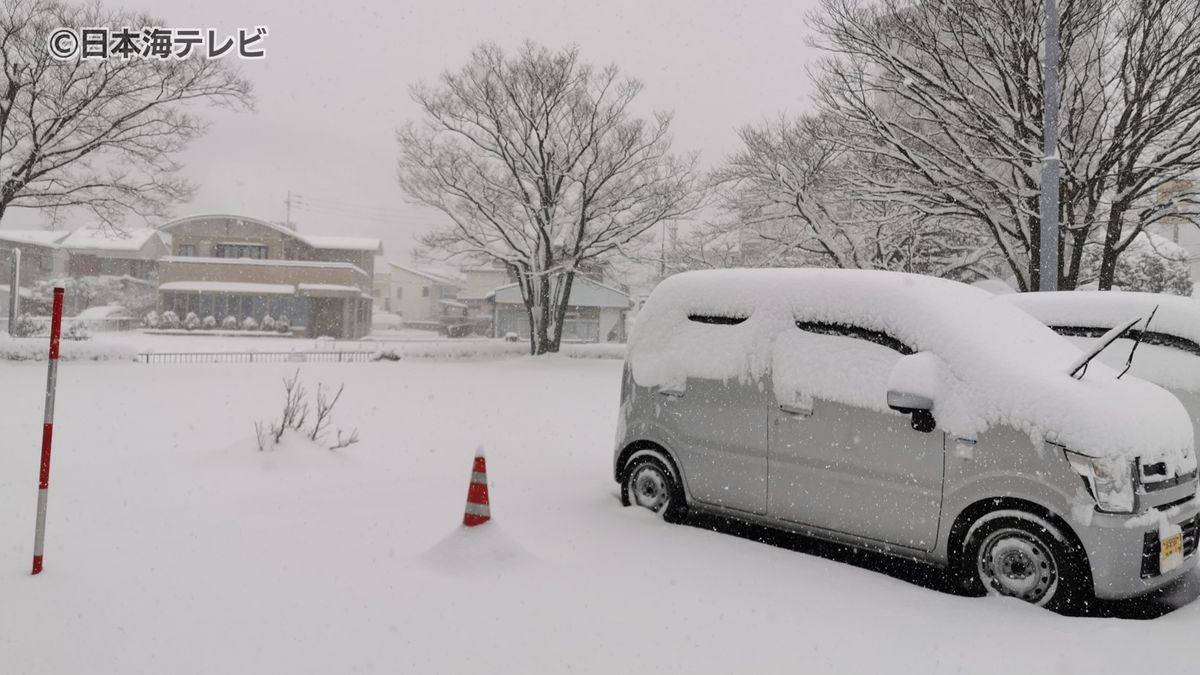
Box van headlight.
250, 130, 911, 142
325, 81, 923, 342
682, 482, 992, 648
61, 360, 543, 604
1064, 449, 1136, 513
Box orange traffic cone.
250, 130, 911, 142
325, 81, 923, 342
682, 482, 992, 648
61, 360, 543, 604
463, 446, 491, 527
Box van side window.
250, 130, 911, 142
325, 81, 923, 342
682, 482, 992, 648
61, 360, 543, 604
1048, 325, 1200, 358
688, 313, 749, 325
795, 321, 915, 355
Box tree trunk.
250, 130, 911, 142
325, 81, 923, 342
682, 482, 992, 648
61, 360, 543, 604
545, 270, 577, 354
1025, 207, 1042, 292
1063, 228, 1088, 290
1097, 205, 1126, 290
531, 274, 553, 355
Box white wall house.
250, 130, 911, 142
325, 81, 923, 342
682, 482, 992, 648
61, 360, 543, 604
491, 276, 631, 343
385, 263, 464, 325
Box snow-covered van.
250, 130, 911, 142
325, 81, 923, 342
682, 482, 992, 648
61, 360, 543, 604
614, 269, 1199, 609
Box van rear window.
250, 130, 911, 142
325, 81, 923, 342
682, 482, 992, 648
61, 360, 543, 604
796, 320, 915, 355
687, 314, 749, 325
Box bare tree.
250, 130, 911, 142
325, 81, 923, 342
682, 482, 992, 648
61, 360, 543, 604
397, 41, 703, 354
0, 0, 254, 228
1087, 0, 1200, 288
706, 113, 998, 279
808, 0, 1200, 291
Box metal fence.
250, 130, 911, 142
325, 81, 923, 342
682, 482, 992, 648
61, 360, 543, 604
137, 350, 380, 365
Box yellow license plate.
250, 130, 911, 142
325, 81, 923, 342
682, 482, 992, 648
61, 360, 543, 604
1162, 532, 1184, 561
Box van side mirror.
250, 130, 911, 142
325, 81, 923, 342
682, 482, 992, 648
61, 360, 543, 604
887, 352, 944, 434
887, 390, 937, 433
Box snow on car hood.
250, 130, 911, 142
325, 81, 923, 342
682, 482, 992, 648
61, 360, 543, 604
629, 269, 1195, 470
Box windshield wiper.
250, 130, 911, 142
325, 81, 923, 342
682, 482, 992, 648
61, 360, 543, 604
1117, 304, 1159, 379
1067, 316, 1140, 379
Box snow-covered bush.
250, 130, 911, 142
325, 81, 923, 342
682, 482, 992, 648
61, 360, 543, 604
222, 315, 239, 330
29, 275, 156, 317
202, 315, 217, 330
160, 311, 180, 330
183, 312, 201, 331
275, 315, 291, 334
1081, 231, 1193, 295
10, 313, 43, 337
142, 310, 159, 329
242, 316, 259, 331
261, 315, 276, 331
64, 322, 91, 341
256, 370, 359, 451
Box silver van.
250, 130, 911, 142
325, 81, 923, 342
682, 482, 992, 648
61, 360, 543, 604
614, 269, 1199, 609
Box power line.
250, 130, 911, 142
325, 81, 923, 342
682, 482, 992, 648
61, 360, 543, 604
293, 193, 411, 218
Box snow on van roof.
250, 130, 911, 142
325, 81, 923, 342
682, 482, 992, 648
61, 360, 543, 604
629, 269, 1194, 468
1002, 291, 1200, 347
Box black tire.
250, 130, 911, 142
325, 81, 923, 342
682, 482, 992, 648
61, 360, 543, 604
960, 512, 1091, 613
620, 454, 687, 523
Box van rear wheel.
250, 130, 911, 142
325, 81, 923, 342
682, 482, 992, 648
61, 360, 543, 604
621, 454, 686, 523
962, 513, 1088, 612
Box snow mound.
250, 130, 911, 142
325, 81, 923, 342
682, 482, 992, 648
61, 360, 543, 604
971, 278, 1016, 295
0, 335, 137, 361
418, 522, 531, 576
630, 269, 1194, 468
202, 431, 351, 472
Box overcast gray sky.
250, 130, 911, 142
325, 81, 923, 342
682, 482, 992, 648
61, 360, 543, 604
7, 0, 821, 262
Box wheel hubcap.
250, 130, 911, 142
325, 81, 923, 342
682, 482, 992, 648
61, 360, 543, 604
977, 529, 1058, 604
630, 466, 670, 512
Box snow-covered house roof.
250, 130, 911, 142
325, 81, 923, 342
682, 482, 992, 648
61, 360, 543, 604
389, 263, 464, 287
157, 214, 382, 254
297, 235, 383, 253
59, 227, 171, 257
0, 229, 70, 248
630, 268, 1193, 468
492, 276, 631, 308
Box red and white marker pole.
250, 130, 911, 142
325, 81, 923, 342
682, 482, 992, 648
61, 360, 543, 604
31, 287, 64, 575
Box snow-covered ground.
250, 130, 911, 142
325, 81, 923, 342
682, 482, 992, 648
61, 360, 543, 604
1, 357, 1199, 674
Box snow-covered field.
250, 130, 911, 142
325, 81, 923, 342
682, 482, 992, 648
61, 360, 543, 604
2, 357, 1199, 674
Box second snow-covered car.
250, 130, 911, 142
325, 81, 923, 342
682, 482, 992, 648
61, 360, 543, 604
1004, 290, 1200, 442
615, 269, 1199, 610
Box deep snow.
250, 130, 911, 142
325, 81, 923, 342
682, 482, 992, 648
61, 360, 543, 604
1, 357, 1199, 674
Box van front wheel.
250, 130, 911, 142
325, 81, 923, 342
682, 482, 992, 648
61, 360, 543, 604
962, 513, 1088, 612
621, 455, 686, 523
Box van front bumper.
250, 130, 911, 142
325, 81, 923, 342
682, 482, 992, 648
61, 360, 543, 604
1079, 498, 1200, 600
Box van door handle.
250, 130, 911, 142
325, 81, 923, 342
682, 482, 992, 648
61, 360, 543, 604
779, 403, 813, 417
657, 388, 685, 399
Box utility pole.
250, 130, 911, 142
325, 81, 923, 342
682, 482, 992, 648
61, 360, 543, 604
284, 191, 294, 230
1039, 0, 1061, 292
7, 247, 20, 335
